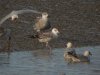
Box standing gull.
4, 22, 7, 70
0, 9, 41, 25
0, 27, 12, 58
33, 12, 51, 32
28, 28, 59, 51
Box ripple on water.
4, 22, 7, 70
0, 46, 100, 75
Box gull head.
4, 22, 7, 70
66, 42, 72, 48
42, 12, 48, 18
84, 51, 92, 56
52, 28, 60, 36
11, 14, 18, 21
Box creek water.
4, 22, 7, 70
0, 46, 100, 75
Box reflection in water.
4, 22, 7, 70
0, 53, 10, 64
0, 46, 100, 75
32, 49, 52, 59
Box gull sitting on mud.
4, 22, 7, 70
28, 28, 59, 51
0, 9, 41, 25
33, 12, 51, 32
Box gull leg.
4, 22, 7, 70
46, 42, 52, 54
7, 36, 11, 59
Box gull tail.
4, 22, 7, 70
27, 34, 39, 39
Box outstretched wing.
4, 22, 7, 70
0, 9, 42, 25
15, 9, 41, 14
0, 11, 16, 25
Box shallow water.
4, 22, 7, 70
0, 46, 100, 75
0, 0, 100, 50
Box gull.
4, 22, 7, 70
28, 28, 59, 51
64, 42, 79, 63
76, 50, 92, 63
64, 53, 80, 63
64, 42, 77, 57
0, 27, 11, 58
0, 9, 41, 25
33, 12, 51, 32
64, 42, 92, 63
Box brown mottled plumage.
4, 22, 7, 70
28, 28, 59, 51
33, 12, 51, 32
64, 43, 92, 63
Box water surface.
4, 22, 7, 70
0, 46, 100, 75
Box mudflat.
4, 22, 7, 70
0, 0, 99, 51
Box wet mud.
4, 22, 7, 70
0, 0, 100, 51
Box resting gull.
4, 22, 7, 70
33, 12, 51, 32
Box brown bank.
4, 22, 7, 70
0, 0, 100, 51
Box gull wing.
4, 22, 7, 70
0, 9, 41, 25
15, 9, 41, 14
0, 11, 16, 25
34, 17, 51, 32
39, 32, 52, 39
77, 54, 89, 62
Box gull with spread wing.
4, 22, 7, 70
0, 9, 41, 25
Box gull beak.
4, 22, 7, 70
89, 51, 92, 56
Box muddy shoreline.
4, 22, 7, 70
0, 0, 100, 51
